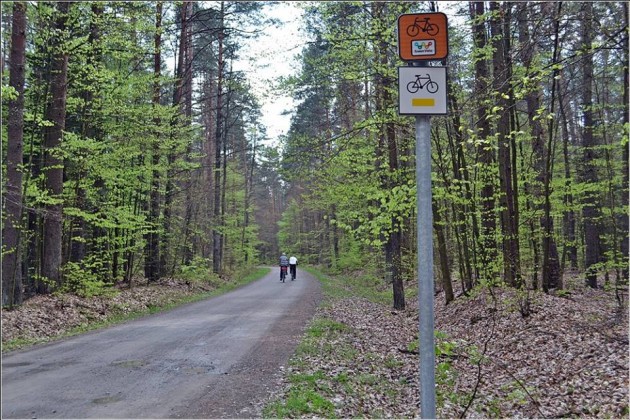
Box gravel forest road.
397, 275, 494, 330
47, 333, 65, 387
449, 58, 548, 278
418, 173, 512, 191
2, 268, 321, 419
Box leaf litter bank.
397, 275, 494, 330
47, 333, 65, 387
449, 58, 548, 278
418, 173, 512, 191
263, 272, 628, 419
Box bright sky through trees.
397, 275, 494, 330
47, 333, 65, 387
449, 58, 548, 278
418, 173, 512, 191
233, 1, 464, 146
233, 2, 304, 145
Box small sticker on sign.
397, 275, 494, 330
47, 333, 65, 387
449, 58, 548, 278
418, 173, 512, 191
412, 39, 436, 56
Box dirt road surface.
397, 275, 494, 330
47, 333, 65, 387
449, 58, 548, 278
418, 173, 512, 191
2, 268, 321, 419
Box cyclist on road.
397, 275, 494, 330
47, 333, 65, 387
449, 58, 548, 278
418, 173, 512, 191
279, 253, 290, 281
289, 255, 298, 280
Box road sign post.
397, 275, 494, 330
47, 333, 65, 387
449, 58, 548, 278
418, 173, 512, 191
397, 11, 449, 420
415, 102, 436, 420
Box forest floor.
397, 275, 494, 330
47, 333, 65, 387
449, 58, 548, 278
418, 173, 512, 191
262, 271, 629, 419
2, 271, 629, 419
1, 277, 218, 350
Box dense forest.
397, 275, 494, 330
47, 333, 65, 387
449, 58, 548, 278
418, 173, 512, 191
1, 1, 628, 310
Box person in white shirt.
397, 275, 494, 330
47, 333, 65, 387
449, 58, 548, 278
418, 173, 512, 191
289, 256, 298, 280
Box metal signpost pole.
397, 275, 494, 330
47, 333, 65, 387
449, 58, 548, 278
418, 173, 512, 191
397, 13, 447, 418
411, 60, 436, 420
416, 112, 436, 419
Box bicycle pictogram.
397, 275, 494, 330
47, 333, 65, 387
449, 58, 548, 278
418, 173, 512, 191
406, 73, 439, 94
406, 17, 439, 37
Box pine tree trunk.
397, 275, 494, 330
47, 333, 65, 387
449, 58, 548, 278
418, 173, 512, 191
372, 2, 404, 310
491, 1, 521, 287
541, 3, 563, 290
162, 1, 193, 276
386, 113, 404, 310
212, 2, 225, 274
68, 4, 104, 267
447, 91, 476, 290
579, 3, 601, 288
559, 83, 578, 271
517, 3, 561, 290
181, 0, 197, 268
470, 1, 497, 282
41, 1, 70, 292
2, 1, 27, 306
145, 2, 162, 283
433, 202, 453, 303
621, 2, 629, 282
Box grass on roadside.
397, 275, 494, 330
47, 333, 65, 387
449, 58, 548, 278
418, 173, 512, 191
263, 314, 346, 419
2, 267, 270, 353
302, 266, 396, 306
264, 266, 407, 419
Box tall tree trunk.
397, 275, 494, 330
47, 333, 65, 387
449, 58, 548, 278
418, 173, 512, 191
68, 4, 104, 267
242, 135, 256, 264
179, 2, 195, 267
163, 0, 193, 275
41, 1, 70, 292
145, 2, 162, 283
579, 2, 601, 288
541, 2, 563, 290
373, 2, 404, 310
558, 74, 578, 271
433, 202, 453, 304
220, 90, 229, 270
447, 90, 476, 290
517, 3, 561, 290
470, 1, 497, 282
385, 37, 404, 310
23, 33, 49, 297
491, 1, 521, 287
621, 2, 629, 282
202, 71, 217, 261
212, 1, 225, 274
2, 1, 27, 306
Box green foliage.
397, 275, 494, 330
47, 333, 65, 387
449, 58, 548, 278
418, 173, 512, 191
555, 289, 571, 298
221, 163, 261, 271
60, 261, 118, 298
178, 257, 214, 282
4, 0, 272, 302
1, 84, 19, 101
334, 237, 365, 272
276, 1, 628, 308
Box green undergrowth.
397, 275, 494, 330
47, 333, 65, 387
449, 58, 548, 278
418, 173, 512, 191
263, 266, 411, 418
3, 267, 270, 353
263, 266, 469, 418
263, 316, 345, 418
302, 265, 412, 306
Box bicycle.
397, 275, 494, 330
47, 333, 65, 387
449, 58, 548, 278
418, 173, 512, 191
280, 266, 288, 283
406, 73, 439, 94
407, 17, 439, 37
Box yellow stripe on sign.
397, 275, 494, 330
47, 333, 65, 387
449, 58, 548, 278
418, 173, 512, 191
412, 98, 435, 107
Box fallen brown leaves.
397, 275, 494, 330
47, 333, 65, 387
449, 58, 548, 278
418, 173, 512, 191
1, 278, 211, 347
267, 277, 628, 418
436, 284, 628, 418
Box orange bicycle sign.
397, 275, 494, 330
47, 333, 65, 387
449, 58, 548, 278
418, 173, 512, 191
398, 12, 448, 61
